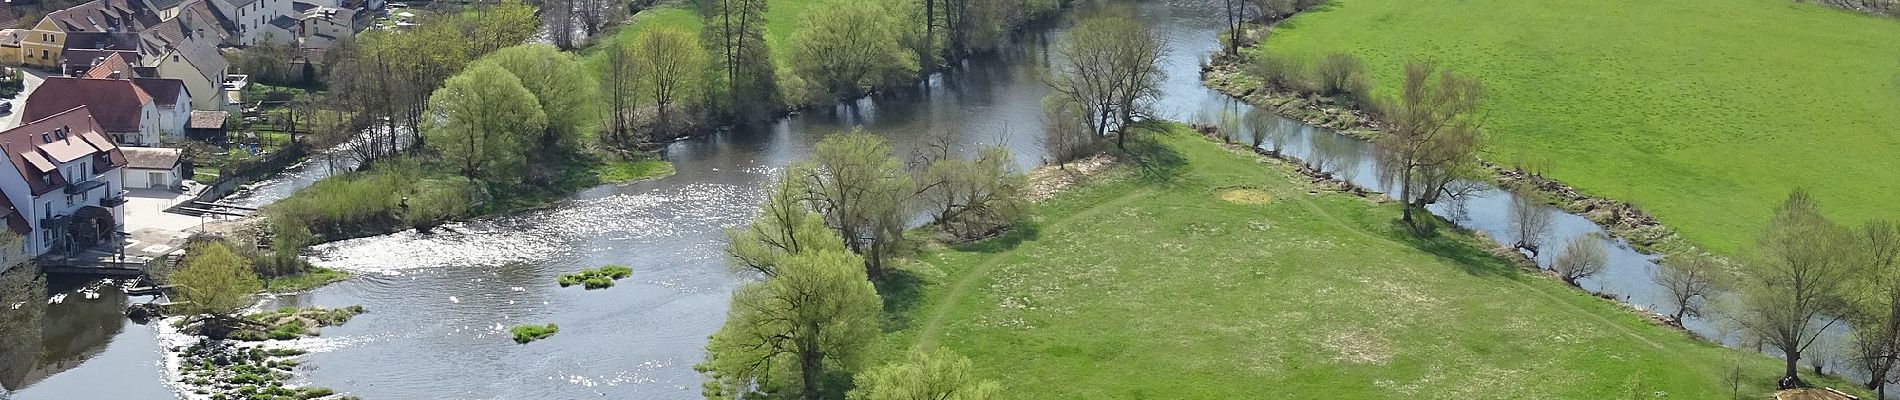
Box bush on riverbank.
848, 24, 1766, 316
511, 323, 559, 343
558, 265, 633, 289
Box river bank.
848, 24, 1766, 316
1199, 56, 1697, 256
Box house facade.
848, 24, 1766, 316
0, 106, 128, 258
144, 41, 228, 110
208, 0, 292, 46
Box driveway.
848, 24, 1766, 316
0, 68, 47, 130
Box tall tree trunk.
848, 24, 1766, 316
797, 332, 824, 400
1784, 350, 1801, 388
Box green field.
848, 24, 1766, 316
1251, 0, 1900, 253
870, 124, 1863, 398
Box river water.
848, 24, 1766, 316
0, 0, 1848, 398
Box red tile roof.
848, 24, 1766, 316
23, 77, 152, 133
81, 52, 136, 79
0, 106, 126, 196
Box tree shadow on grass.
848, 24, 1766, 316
947, 221, 1042, 254
1121, 126, 1187, 184
1386, 216, 1522, 278
876, 268, 929, 332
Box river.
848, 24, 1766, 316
0, 0, 1854, 398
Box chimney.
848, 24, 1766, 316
110, 70, 122, 79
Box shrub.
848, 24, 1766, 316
511, 323, 559, 343
583, 276, 614, 289
1314, 53, 1371, 102
1251, 53, 1313, 93
265, 158, 478, 240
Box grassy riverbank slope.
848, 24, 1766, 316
872, 124, 1863, 398
1251, 0, 1900, 253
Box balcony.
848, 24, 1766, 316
64, 179, 104, 195
40, 214, 68, 229
100, 192, 126, 207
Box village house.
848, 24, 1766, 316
142, 39, 230, 110
24, 76, 189, 146
19, 0, 157, 69
0, 106, 128, 258
119, 146, 182, 189
205, 0, 293, 46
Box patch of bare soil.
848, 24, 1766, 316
1024, 154, 1116, 203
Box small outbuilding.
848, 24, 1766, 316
121, 147, 184, 190
187, 110, 228, 144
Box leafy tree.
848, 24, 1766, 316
918, 144, 1025, 239
1551, 235, 1607, 286
1372, 61, 1486, 227
594, 34, 642, 145
1653, 253, 1720, 325
1735, 190, 1860, 386
699, 250, 882, 400
1045, 10, 1163, 151
482, 44, 601, 156
790, 0, 919, 100
727, 174, 848, 276
798, 130, 914, 280
171, 241, 262, 337
847, 347, 1001, 400
701, 0, 778, 120
1507, 186, 1553, 255
424, 62, 547, 181
634, 27, 706, 139
1848, 220, 1900, 394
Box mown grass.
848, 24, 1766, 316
1249, 0, 1900, 254
870, 123, 1868, 398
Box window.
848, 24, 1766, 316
65, 194, 73, 206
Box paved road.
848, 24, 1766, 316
0, 68, 49, 130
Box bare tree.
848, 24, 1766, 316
1551, 235, 1607, 287
1041, 94, 1094, 165
1654, 253, 1721, 326
543, 0, 577, 49
1373, 61, 1485, 227
1045, 10, 1164, 151
1507, 186, 1553, 255
1735, 190, 1861, 387
1221, 0, 1246, 56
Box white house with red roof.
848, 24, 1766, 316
0, 106, 128, 258
22, 75, 188, 147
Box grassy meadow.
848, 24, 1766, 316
870, 124, 1866, 398
1252, 0, 1900, 253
